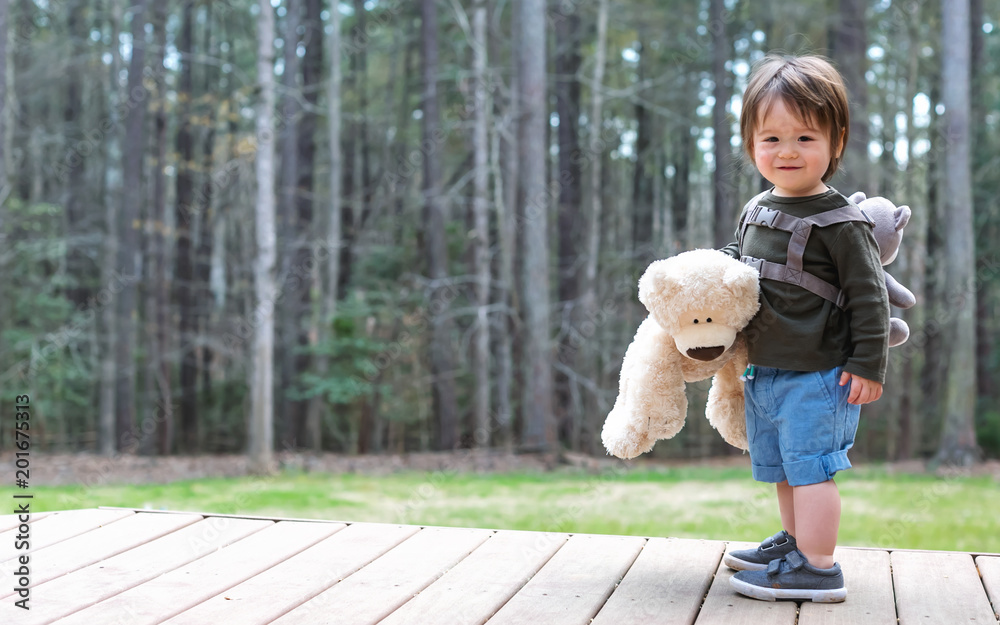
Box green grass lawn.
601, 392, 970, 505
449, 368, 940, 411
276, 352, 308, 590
5, 465, 998, 553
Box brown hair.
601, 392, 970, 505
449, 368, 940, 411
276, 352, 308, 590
740, 54, 850, 182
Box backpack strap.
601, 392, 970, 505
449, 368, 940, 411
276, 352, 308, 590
742, 255, 848, 308
739, 198, 874, 309
737, 191, 772, 250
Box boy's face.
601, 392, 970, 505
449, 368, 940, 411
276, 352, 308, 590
750, 98, 841, 197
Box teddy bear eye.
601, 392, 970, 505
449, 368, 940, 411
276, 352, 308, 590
693, 319, 699, 324
707, 318, 712, 323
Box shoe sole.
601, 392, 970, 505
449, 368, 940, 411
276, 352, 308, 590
730, 576, 847, 603
723, 552, 768, 571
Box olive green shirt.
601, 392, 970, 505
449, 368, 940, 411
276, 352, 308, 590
720, 188, 890, 384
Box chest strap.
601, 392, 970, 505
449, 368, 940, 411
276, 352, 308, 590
738, 197, 874, 309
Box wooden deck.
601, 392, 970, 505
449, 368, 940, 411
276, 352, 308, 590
1, 507, 997, 625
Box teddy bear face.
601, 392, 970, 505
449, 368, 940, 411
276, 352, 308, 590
674, 308, 737, 361
638, 249, 760, 363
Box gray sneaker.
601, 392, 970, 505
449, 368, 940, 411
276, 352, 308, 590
730, 550, 847, 602
723, 530, 797, 571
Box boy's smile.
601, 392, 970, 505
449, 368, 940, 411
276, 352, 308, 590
751, 98, 841, 197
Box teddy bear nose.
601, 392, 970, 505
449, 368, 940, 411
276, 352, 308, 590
687, 346, 725, 361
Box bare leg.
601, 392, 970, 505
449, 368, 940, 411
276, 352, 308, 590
792, 479, 840, 569
776, 480, 795, 536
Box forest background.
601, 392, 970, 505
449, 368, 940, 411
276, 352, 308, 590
0, 0, 997, 472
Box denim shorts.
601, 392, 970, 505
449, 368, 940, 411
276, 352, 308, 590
743, 365, 861, 486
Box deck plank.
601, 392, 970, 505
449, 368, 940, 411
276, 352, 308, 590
975, 556, 1000, 620
591, 538, 723, 625
0, 511, 51, 532
484, 533, 645, 625
379, 529, 568, 625
162, 522, 420, 625
0, 515, 270, 625
798, 547, 896, 625
270, 526, 492, 625
694, 541, 798, 625
2, 507, 995, 625
55, 520, 341, 625
0, 511, 201, 599
892, 551, 998, 625
0, 508, 134, 560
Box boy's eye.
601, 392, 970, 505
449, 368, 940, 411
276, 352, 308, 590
762, 137, 778, 142
799, 136, 814, 142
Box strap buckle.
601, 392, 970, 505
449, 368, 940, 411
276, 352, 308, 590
740, 256, 764, 273
747, 204, 782, 228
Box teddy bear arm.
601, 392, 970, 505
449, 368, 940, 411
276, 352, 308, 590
889, 317, 910, 347
884, 272, 916, 309
705, 340, 749, 450
602, 317, 687, 458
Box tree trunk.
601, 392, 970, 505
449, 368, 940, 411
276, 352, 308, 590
897, 7, 922, 460
388, 12, 417, 234
151, 0, 172, 455
294, 0, 322, 448
196, 3, 217, 449
249, 0, 278, 475
493, 0, 517, 451
278, 0, 301, 449
552, 2, 582, 450
471, 0, 491, 448
174, 1, 198, 451
98, 0, 123, 457
935, 0, 979, 466
333, 0, 372, 319
969, 0, 993, 407
711, 0, 735, 248
920, 74, 945, 456
671, 77, 693, 250
517, 0, 554, 452
554, 4, 583, 301
576, 0, 609, 452
631, 30, 653, 261
0, 0, 7, 359
115, 0, 149, 453
420, 0, 459, 450
63, 0, 91, 308
832, 0, 869, 195
579, 0, 608, 333
314, 0, 343, 453
0, 0, 6, 192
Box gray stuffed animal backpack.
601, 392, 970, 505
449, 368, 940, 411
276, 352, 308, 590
850, 191, 916, 347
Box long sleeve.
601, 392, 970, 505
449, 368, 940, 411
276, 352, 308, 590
718, 205, 750, 260
829, 221, 890, 383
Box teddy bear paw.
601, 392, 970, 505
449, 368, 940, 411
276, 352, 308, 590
601, 407, 655, 460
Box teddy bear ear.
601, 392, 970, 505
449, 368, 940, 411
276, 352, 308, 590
849, 191, 867, 204
895, 205, 911, 231
638, 260, 675, 311
722, 261, 758, 295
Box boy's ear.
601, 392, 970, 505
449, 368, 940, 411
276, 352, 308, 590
835, 127, 846, 158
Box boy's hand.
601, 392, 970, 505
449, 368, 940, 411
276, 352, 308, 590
839, 371, 883, 405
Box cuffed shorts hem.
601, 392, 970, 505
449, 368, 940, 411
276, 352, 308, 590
744, 365, 860, 487
751, 449, 853, 486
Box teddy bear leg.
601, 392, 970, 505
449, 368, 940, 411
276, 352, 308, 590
889, 317, 910, 347
706, 347, 749, 450
602, 317, 688, 459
